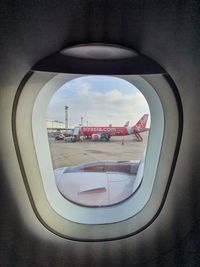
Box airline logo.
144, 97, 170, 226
82, 127, 117, 133
134, 114, 148, 131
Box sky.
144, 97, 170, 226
46, 76, 150, 128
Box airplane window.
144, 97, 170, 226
16, 70, 180, 239
46, 76, 150, 206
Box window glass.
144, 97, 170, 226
46, 76, 150, 206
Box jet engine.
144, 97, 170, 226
91, 134, 101, 140
91, 133, 111, 141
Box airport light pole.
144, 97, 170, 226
65, 106, 68, 129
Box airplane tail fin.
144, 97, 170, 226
132, 114, 149, 132
124, 121, 130, 127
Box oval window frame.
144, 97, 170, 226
13, 71, 182, 241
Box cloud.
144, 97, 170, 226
74, 80, 91, 95
46, 77, 150, 127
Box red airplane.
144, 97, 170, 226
80, 114, 149, 141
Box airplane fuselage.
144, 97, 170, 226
79, 114, 149, 141
80, 126, 132, 137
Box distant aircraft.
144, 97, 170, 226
80, 114, 149, 141
124, 121, 130, 127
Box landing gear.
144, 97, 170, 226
100, 133, 111, 141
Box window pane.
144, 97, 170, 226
46, 76, 150, 206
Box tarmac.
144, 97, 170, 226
49, 132, 149, 169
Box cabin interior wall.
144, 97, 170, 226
0, 1, 200, 266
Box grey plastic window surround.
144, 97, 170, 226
15, 71, 179, 241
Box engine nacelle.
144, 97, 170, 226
91, 134, 101, 140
